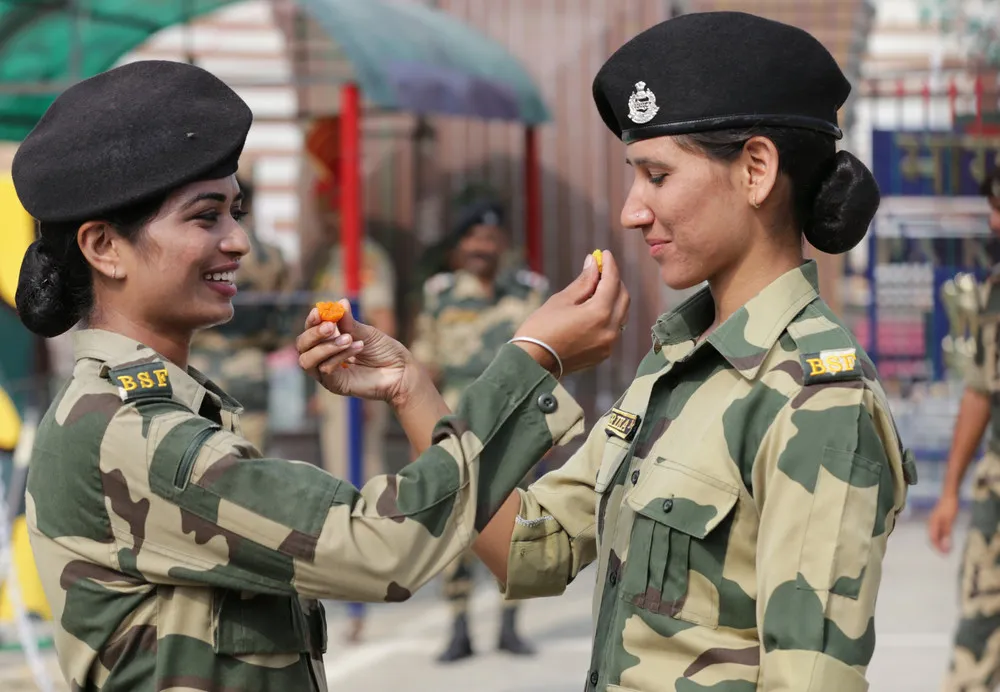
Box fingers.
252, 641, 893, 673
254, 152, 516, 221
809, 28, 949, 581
611, 284, 631, 332
303, 307, 321, 330
295, 320, 340, 358
561, 252, 601, 303
298, 332, 364, 372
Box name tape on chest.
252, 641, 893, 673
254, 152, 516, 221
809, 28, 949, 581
605, 407, 641, 441
109, 362, 173, 402
801, 347, 862, 385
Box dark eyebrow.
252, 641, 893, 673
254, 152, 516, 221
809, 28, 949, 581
181, 190, 243, 211
625, 157, 670, 168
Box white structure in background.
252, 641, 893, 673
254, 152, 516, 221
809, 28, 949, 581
118, 0, 304, 265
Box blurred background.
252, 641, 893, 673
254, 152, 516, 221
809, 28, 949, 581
0, 0, 997, 689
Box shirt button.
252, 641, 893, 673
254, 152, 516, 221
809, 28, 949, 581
662, 498, 674, 512
537, 392, 558, 414
590, 671, 599, 686
609, 569, 618, 586
630, 469, 640, 485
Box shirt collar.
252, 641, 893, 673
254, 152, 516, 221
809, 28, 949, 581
650, 260, 821, 379
72, 328, 242, 413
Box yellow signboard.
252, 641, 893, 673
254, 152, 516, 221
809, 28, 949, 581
0, 173, 32, 310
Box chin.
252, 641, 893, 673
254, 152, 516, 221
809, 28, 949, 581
659, 264, 708, 292
200, 306, 235, 329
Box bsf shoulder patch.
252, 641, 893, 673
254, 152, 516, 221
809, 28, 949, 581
800, 347, 862, 385
605, 407, 640, 441
109, 362, 172, 402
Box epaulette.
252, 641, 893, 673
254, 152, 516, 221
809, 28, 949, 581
786, 312, 865, 385
514, 269, 549, 293
424, 272, 455, 297
107, 361, 173, 402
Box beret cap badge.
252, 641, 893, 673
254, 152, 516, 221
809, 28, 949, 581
627, 81, 659, 125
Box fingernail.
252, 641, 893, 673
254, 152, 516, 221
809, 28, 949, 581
336, 334, 351, 346
321, 322, 334, 335
584, 254, 595, 270
353, 341, 364, 349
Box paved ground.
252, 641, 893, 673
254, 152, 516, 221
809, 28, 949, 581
0, 509, 971, 691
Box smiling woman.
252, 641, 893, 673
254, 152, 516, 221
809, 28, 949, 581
10, 59, 628, 692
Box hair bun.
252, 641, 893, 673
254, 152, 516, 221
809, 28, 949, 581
15, 239, 82, 337
804, 150, 880, 255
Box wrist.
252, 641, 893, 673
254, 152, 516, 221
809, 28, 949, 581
390, 361, 434, 411
511, 341, 558, 377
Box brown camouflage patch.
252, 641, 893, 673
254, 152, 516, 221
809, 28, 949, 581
790, 379, 864, 409
232, 443, 259, 460
385, 582, 412, 602
196, 454, 241, 488
432, 415, 471, 444
683, 645, 760, 677
102, 469, 150, 551
64, 392, 122, 426
728, 352, 768, 372
277, 530, 319, 562
60, 560, 144, 590
632, 586, 685, 617
180, 510, 242, 555
376, 475, 406, 523
99, 624, 158, 670
771, 359, 804, 381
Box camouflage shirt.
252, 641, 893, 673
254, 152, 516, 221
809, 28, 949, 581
410, 268, 548, 408
502, 261, 917, 691
965, 268, 1000, 453
25, 328, 584, 691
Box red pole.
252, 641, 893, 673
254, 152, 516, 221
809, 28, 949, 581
948, 78, 958, 127
340, 83, 361, 297
524, 127, 542, 273
975, 74, 984, 133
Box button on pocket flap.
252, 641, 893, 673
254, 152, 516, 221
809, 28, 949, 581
595, 437, 632, 493
625, 460, 739, 539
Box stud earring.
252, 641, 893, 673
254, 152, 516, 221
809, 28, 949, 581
751, 195, 760, 210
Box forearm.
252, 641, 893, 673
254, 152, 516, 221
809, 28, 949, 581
393, 368, 451, 454
473, 492, 521, 583
941, 388, 991, 496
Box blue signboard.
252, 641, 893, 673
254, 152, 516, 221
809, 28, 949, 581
871, 129, 1000, 196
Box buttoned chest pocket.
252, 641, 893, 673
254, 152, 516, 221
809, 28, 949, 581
620, 459, 739, 629
594, 437, 633, 536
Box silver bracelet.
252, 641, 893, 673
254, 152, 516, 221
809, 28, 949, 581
508, 336, 564, 380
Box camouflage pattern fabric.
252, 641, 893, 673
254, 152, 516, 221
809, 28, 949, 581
501, 260, 916, 691
410, 267, 548, 614
24, 328, 584, 691
189, 231, 291, 452
945, 274, 1000, 691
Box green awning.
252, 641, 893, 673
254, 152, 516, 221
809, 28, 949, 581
0, 0, 551, 143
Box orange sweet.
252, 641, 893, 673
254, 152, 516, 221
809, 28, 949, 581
316, 301, 346, 322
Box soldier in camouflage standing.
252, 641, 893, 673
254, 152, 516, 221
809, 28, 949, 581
411, 195, 547, 661
10, 60, 628, 691
928, 163, 1000, 691
460, 13, 917, 690
188, 174, 290, 453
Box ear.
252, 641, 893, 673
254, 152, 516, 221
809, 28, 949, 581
77, 222, 123, 281
741, 136, 780, 209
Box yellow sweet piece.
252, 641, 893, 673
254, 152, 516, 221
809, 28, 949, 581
592, 249, 603, 273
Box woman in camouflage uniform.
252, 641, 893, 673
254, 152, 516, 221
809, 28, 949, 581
12, 60, 628, 691
354, 12, 918, 692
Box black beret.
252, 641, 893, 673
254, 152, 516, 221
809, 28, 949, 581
13, 60, 253, 223
592, 12, 851, 143
450, 198, 505, 243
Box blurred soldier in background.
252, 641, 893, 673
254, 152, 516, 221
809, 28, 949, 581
300, 117, 398, 643
411, 191, 547, 662
928, 163, 1000, 691
189, 173, 291, 453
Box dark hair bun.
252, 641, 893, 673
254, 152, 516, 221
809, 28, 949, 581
15, 239, 83, 338
805, 150, 880, 255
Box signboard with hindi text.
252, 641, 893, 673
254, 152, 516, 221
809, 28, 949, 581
871, 129, 1000, 197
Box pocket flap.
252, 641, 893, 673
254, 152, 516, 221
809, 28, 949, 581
625, 459, 739, 539
214, 591, 311, 656
594, 438, 632, 493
